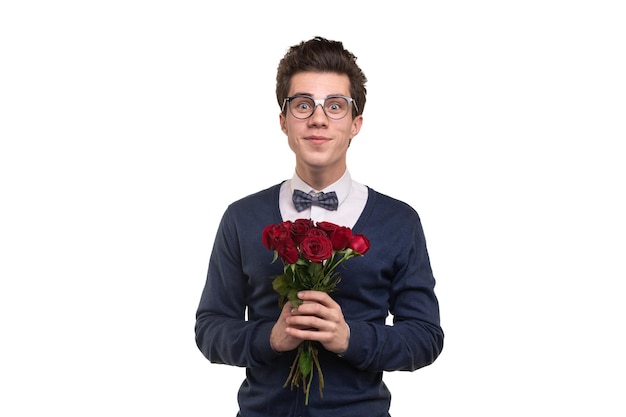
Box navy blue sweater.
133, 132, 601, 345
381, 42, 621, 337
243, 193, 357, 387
195, 184, 444, 417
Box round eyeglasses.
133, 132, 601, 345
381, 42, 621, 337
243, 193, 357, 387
282, 95, 358, 120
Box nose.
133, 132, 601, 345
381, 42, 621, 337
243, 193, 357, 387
308, 103, 328, 126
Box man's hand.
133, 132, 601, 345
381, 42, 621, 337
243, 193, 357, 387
270, 290, 350, 355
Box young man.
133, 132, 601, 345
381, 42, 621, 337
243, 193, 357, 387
195, 36, 444, 417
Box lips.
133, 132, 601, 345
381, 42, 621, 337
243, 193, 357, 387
305, 135, 331, 144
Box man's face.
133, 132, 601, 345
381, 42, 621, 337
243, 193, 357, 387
279, 72, 363, 182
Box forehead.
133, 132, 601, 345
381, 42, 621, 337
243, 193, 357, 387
289, 72, 351, 98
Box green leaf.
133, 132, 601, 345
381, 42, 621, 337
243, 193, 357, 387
287, 289, 302, 307
299, 348, 312, 377
272, 275, 290, 294
308, 262, 322, 277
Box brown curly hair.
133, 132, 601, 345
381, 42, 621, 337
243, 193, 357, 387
276, 36, 367, 118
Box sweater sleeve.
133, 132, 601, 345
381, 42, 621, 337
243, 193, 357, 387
194, 208, 283, 368
339, 204, 444, 372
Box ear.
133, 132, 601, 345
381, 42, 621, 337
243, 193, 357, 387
350, 115, 363, 139
279, 113, 288, 134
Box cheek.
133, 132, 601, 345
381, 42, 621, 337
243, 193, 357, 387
286, 131, 299, 153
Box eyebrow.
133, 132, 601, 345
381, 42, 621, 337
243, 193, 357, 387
289, 93, 347, 98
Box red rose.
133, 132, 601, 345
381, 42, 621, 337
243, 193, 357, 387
262, 221, 292, 251
306, 227, 328, 238
291, 218, 314, 244
276, 240, 300, 264
299, 235, 333, 263
329, 226, 353, 251
316, 221, 339, 236
348, 234, 370, 255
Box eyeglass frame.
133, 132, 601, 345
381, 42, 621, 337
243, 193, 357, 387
281, 94, 359, 120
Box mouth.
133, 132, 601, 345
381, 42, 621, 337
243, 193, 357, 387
305, 136, 331, 145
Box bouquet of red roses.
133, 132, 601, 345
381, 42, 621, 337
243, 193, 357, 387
262, 219, 370, 405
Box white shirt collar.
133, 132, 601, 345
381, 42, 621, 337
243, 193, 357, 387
289, 170, 353, 207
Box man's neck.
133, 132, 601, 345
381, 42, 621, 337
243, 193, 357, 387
296, 167, 346, 191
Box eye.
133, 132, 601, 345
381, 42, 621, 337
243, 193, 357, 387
325, 97, 346, 113
296, 101, 312, 111
291, 97, 314, 113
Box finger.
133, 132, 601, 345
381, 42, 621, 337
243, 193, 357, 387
292, 301, 328, 319
297, 290, 337, 307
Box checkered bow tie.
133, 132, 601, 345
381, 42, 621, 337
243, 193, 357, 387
292, 189, 339, 212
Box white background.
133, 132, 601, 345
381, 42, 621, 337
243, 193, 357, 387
1, 1, 625, 416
